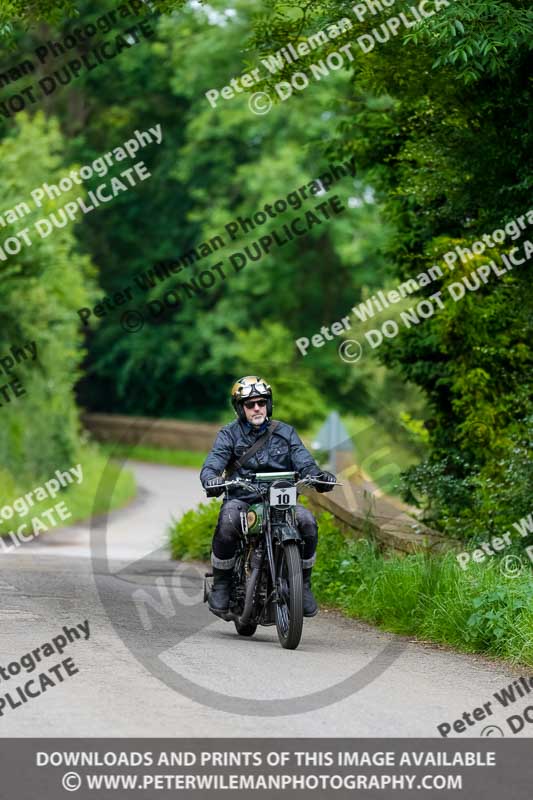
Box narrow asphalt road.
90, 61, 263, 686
0, 460, 529, 737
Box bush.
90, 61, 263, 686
0, 113, 96, 485
401, 415, 533, 541
168, 499, 219, 560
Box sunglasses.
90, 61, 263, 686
243, 399, 267, 409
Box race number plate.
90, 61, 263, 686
269, 486, 297, 507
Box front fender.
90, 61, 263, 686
273, 523, 301, 543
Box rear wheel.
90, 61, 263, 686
275, 542, 303, 650
234, 620, 257, 637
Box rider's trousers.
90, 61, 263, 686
211, 499, 318, 570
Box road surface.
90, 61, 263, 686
0, 460, 528, 737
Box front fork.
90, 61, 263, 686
267, 527, 303, 605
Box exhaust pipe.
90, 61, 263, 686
239, 564, 261, 624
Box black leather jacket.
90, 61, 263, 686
200, 419, 321, 503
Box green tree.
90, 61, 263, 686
65, 0, 395, 422
250, 0, 533, 536
0, 113, 94, 482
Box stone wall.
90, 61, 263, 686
82, 412, 219, 452
300, 484, 454, 556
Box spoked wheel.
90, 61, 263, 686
234, 620, 257, 637
275, 542, 303, 650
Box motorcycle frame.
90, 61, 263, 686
205, 473, 339, 625
237, 482, 302, 623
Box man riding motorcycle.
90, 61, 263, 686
200, 376, 335, 618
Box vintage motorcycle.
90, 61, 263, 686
203, 471, 338, 650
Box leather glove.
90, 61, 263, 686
205, 476, 225, 497
315, 470, 336, 493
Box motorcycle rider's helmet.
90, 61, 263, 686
231, 376, 273, 422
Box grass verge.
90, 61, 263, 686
168, 501, 533, 666
101, 443, 207, 469
0, 444, 136, 540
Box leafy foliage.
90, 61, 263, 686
250, 0, 533, 537
168, 498, 218, 561
0, 113, 95, 483
57, 0, 395, 422
0, 0, 189, 47
312, 509, 533, 663
2, 0, 530, 539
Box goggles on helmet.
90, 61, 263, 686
239, 381, 270, 399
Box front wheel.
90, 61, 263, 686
275, 542, 303, 650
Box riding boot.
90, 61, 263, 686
208, 567, 233, 612
302, 567, 318, 617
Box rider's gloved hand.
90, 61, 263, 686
316, 470, 336, 493
205, 476, 225, 497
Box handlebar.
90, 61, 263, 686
297, 475, 343, 488
216, 475, 342, 491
